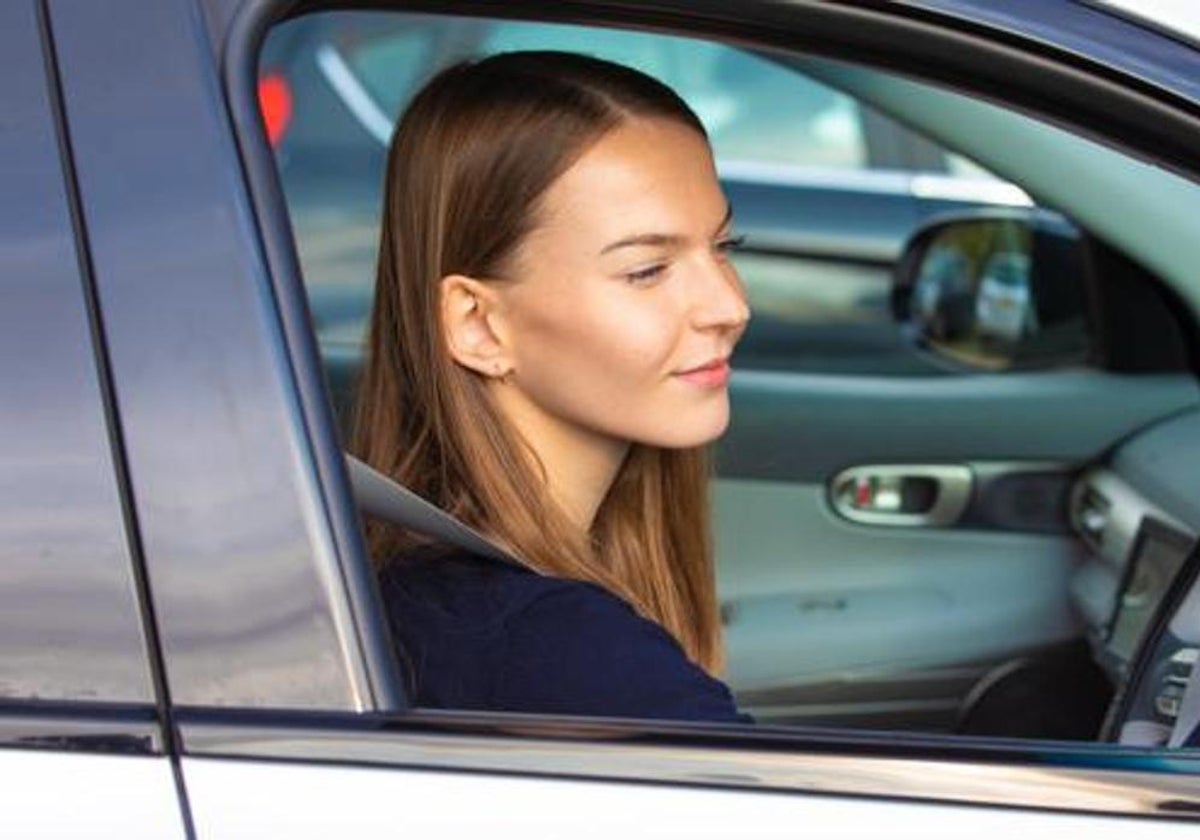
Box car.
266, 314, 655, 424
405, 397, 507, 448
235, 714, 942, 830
5, 0, 1200, 836
974, 250, 1035, 344
910, 242, 975, 341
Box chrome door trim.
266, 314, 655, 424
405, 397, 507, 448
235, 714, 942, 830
180, 713, 1200, 820
0, 706, 162, 755
831, 464, 972, 527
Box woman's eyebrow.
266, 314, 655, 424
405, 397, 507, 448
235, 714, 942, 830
599, 232, 683, 256
599, 204, 734, 256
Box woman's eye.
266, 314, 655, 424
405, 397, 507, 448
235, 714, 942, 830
715, 234, 747, 256
624, 263, 668, 285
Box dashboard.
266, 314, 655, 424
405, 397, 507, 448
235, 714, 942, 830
1068, 410, 1200, 745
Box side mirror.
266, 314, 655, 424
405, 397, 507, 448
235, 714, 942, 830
892, 210, 1091, 370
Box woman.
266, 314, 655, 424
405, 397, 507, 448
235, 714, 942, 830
353, 51, 751, 722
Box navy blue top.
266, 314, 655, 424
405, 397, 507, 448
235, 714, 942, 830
379, 545, 750, 723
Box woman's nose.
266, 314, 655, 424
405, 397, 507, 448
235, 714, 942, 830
690, 257, 750, 332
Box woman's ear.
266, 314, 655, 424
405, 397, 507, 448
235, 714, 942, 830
439, 274, 513, 379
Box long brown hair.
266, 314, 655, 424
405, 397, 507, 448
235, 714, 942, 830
352, 51, 723, 674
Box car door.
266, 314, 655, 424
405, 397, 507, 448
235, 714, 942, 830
0, 2, 187, 836
43, 0, 1200, 835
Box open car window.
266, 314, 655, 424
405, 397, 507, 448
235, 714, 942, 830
259, 8, 1200, 750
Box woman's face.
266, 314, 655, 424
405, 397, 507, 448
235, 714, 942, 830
492, 116, 750, 455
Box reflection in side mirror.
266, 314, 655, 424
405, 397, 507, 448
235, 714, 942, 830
893, 211, 1090, 371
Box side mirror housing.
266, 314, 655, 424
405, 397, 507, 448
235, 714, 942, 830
892, 210, 1092, 370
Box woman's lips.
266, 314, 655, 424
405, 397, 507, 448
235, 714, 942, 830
674, 358, 731, 388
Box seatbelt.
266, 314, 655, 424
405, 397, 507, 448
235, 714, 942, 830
345, 454, 513, 563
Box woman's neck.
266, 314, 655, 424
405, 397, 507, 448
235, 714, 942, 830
491, 385, 628, 532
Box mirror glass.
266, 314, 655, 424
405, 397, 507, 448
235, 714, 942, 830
906, 218, 1086, 370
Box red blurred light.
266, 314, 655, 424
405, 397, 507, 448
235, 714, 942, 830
258, 73, 292, 147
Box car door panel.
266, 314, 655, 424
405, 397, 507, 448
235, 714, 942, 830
715, 370, 1197, 724
170, 0, 1200, 833
702, 21, 1200, 728
182, 753, 1147, 840
0, 751, 186, 839
715, 480, 1081, 724
721, 371, 1199, 483
181, 703, 1200, 830
4, 0, 1199, 833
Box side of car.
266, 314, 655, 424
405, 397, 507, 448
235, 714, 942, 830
5, 0, 1200, 836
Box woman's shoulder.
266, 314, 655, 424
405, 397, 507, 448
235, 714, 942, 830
379, 544, 749, 724
379, 544, 585, 630
496, 574, 750, 724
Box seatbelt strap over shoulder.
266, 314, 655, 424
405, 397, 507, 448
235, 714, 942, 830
345, 455, 513, 563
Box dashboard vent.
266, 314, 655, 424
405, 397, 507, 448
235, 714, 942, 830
1073, 484, 1111, 550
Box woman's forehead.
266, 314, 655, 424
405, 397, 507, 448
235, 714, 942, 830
533, 118, 726, 248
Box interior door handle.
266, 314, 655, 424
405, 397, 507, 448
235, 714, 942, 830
830, 464, 973, 527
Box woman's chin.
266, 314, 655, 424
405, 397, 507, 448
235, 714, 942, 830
639, 404, 731, 449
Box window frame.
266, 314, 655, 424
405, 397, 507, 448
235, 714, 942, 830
0, 0, 159, 716
216, 0, 1200, 821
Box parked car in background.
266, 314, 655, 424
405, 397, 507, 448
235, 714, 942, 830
911, 243, 975, 341
5, 0, 1200, 836
975, 250, 1036, 343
